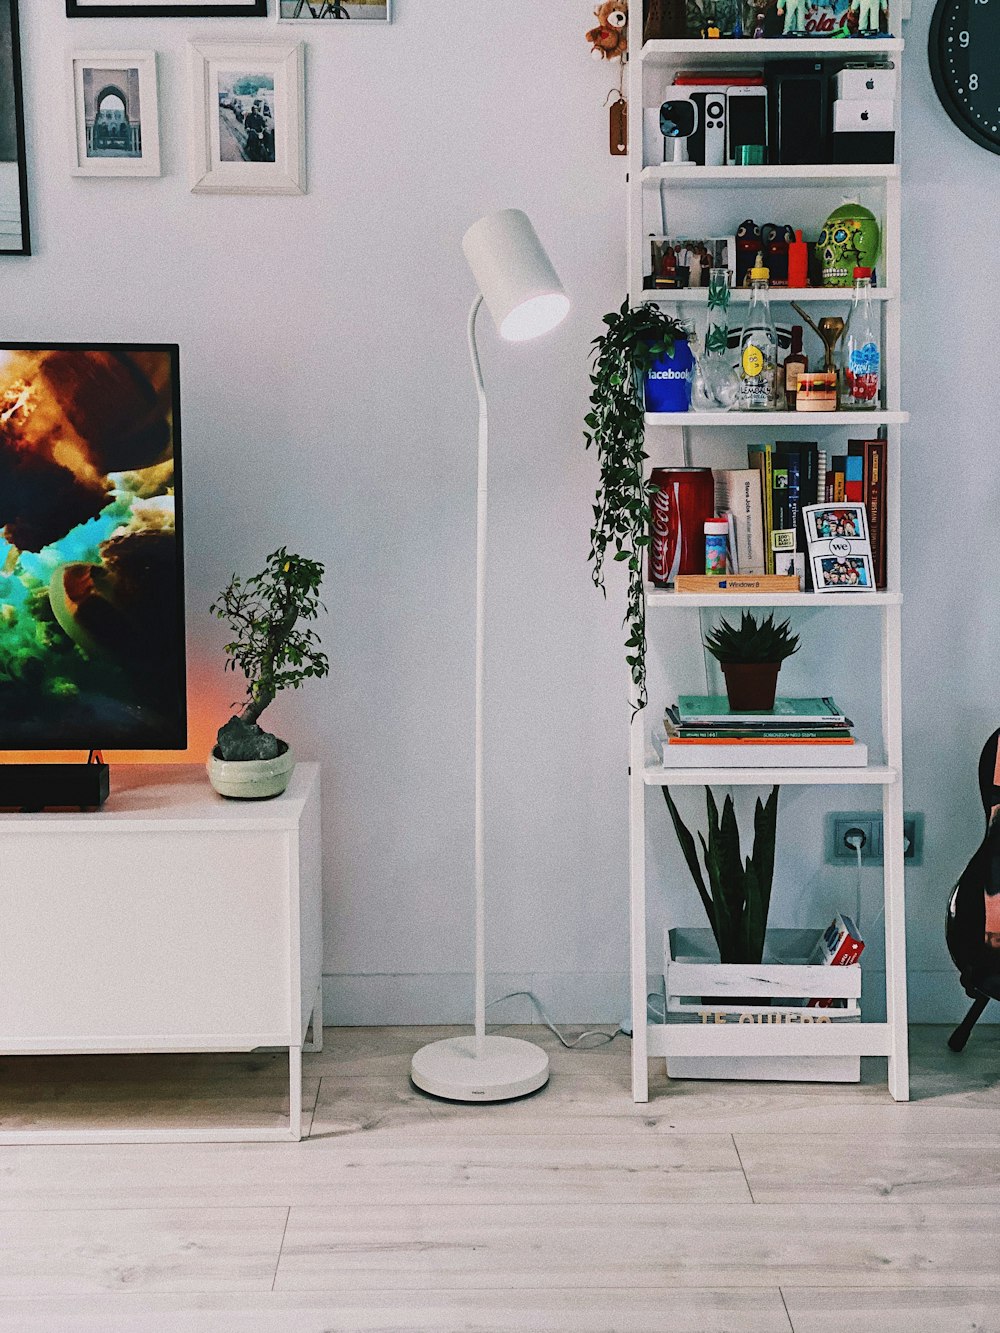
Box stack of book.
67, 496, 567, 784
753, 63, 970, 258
713, 437, 887, 589
653, 696, 868, 768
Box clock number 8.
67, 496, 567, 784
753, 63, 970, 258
970, 73, 979, 90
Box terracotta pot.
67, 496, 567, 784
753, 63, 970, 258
721, 661, 781, 712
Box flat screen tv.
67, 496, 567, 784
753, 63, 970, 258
0, 344, 186, 749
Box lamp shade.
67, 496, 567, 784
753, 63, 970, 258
462, 209, 569, 343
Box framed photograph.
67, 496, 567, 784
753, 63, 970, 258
645, 235, 735, 290
802, 503, 875, 592
0, 0, 30, 255
189, 41, 304, 195
68, 52, 160, 177
67, 1, 266, 17
278, 0, 390, 20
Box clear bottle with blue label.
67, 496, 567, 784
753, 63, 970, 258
841, 266, 880, 409
738, 259, 777, 412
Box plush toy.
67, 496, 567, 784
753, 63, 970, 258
586, 1, 628, 60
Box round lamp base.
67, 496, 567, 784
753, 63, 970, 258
410, 1034, 549, 1103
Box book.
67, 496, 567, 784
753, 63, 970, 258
849, 438, 887, 589
830, 454, 846, 502
676, 695, 848, 724
770, 452, 797, 572
713, 469, 766, 575
653, 730, 868, 768
665, 736, 856, 745
807, 913, 865, 1007
747, 446, 774, 574
844, 453, 864, 502
664, 706, 853, 740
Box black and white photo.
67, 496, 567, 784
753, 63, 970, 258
0, 0, 29, 254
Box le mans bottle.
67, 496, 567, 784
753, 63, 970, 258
738, 257, 777, 411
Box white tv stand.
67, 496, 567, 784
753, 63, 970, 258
0, 763, 322, 1144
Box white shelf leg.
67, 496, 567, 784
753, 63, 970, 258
629, 722, 650, 1102
289, 1044, 303, 1140
882, 601, 909, 1101
303, 983, 323, 1053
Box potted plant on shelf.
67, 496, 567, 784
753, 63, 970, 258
584, 299, 690, 714
208, 547, 329, 800
703, 610, 799, 712
662, 785, 779, 966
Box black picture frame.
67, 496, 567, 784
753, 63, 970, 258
66, 0, 265, 16
0, 0, 30, 257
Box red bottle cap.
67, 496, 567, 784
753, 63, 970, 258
853, 266, 872, 279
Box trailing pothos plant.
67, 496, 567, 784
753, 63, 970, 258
584, 299, 689, 715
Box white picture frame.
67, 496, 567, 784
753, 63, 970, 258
188, 40, 305, 195
802, 502, 876, 593
68, 51, 161, 177
277, 0, 390, 21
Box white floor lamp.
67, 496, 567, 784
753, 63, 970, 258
410, 209, 570, 1102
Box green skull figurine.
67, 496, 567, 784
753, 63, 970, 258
817, 200, 881, 288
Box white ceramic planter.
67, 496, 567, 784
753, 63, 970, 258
207, 745, 295, 801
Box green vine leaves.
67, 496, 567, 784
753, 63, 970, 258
584, 299, 689, 717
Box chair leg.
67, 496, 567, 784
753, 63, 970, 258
948, 994, 990, 1052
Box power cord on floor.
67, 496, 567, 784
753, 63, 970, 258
486, 991, 626, 1048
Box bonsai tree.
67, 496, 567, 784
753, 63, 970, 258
210, 547, 329, 761
703, 610, 800, 665
663, 785, 780, 965
584, 299, 689, 715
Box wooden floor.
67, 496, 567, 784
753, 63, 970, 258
0, 1025, 998, 1331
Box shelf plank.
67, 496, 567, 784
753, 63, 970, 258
645, 1021, 893, 1059
640, 37, 904, 63
641, 164, 899, 189
641, 287, 893, 304
645, 586, 901, 608
643, 764, 898, 786
644, 409, 908, 426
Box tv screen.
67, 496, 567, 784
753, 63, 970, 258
0, 344, 186, 749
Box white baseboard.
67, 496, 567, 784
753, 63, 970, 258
321, 968, 997, 1027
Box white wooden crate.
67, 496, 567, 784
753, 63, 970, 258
662, 927, 862, 1083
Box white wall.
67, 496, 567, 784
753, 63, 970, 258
4, 1, 996, 1027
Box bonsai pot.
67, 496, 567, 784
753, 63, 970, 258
207, 743, 295, 800
721, 661, 781, 711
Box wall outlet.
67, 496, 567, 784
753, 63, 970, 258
826, 811, 923, 866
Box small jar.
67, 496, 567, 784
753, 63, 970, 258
705, 518, 729, 574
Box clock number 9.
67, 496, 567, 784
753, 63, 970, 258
959, 29, 970, 43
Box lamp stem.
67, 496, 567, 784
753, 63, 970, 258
467, 294, 487, 1059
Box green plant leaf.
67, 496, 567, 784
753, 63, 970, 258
662, 787, 716, 943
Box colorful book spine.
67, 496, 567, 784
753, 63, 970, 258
770, 453, 797, 572
748, 447, 774, 575
844, 453, 864, 502
849, 438, 887, 590
712, 469, 766, 575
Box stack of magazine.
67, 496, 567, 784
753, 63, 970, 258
654, 696, 867, 768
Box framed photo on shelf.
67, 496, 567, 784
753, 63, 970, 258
278, 0, 390, 20
68, 52, 160, 177
0, 0, 30, 255
188, 41, 304, 195
67, 1, 266, 16
802, 502, 876, 592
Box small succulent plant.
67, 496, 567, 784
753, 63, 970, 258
703, 611, 800, 665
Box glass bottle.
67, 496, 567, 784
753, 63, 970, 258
782, 324, 808, 410
841, 266, 880, 409
738, 259, 777, 411
693, 268, 739, 411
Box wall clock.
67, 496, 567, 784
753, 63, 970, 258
929, 0, 1000, 154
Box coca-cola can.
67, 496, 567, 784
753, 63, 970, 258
648, 467, 715, 587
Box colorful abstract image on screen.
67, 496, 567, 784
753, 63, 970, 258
0, 345, 186, 748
